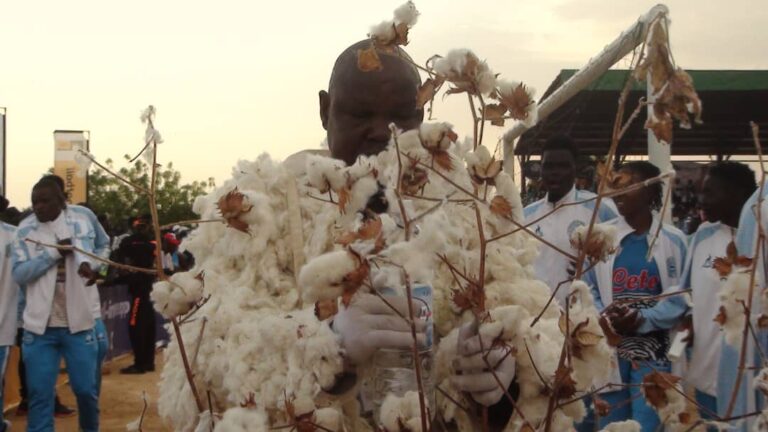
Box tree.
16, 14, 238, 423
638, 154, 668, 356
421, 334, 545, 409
87, 155, 214, 233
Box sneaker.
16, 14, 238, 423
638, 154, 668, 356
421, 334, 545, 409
15, 400, 27, 416
54, 402, 76, 418
120, 365, 146, 375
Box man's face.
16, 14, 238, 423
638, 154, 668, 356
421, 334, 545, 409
32, 186, 63, 223
541, 149, 576, 201
613, 169, 648, 219
700, 175, 727, 223
320, 54, 423, 165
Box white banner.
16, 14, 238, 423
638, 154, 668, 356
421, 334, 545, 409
53, 130, 89, 204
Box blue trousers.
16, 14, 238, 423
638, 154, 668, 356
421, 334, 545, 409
95, 318, 108, 394
22, 327, 99, 432
0, 346, 9, 432
598, 358, 669, 432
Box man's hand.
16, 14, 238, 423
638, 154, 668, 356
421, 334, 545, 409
332, 293, 427, 366
78, 262, 98, 286
451, 322, 516, 407
57, 238, 73, 256
607, 305, 643, 335
680, 314, 693, 346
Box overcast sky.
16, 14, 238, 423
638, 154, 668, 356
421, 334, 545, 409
2, 0, 767, 207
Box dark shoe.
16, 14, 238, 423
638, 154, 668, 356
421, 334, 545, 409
54, 401, 76, 418
15, 400, 28, 416
120, 365, 146, 375
144, 365, 156, 372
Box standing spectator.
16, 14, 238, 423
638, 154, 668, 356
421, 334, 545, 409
583, 161, 688, 431
717, 177, 768, 430
115, 215, 157, 374
679, 162, 757, 421
11, 178, 106, 432
0, 195, 19, 431
523, 135, 617, 305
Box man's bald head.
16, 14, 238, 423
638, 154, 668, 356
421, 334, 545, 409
320, 40, 424, 165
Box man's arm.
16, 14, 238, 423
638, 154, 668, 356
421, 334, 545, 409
11, 236, 60, 286
636, 294, 688, 333
583, 267, 606, 311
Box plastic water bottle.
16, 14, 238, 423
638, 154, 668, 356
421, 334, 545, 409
371, 283, 435, 423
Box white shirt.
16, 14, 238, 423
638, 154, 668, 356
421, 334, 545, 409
684, 221, 734, 396
523, 186, 618, 305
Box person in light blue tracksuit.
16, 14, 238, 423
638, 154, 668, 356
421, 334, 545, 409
11, 178, 109, 432
582, 161, 688, 432
717, 181, 768, 431
41, 174, 110, 394
0, 205, 21, 432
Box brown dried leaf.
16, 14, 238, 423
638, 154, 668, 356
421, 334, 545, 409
217, 188, 253, 233
432, 150, 454, 171
678, 411, 693, 425
594, 395, 611, 417
341, 252, 370, 307
554, 365, 577, 399
490, 195, 513, 218
713, 241, 753, 278
483, 103, 508, 126
599, 315, 622, 347
401, 165, 429, 195
357, 45, 383, 72
337, 186, 351, 214
714, 305, 728, 326
315, 300, 339, 321
645, 114, 674, 145
451, 280, 486, 314
643, 371, 681, 409
416, 77, 445, 108
394, 22, 410, 46
500, 83, 535, 122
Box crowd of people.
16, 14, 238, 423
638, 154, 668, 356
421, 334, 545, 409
524, 136, 759, 431
0, 37, 764, 432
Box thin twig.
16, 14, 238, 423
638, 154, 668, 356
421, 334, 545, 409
726, 122, 766, 418
191, 317, 208, 374
81, 150, 151, 195
23, 239, 157, 275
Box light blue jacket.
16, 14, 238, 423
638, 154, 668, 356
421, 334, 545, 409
11, 205, 109, 335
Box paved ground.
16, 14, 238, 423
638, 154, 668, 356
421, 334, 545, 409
6, 352, 169, 432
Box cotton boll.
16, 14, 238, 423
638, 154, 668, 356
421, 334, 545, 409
74, 150, 93, 176
369, 20, 396, 44
718, 271, 755, 347
306, 154, 346, 192
380, 391, 425, 432
342, 176, 380, 223
300, 250, 359, 303
570, 224, 617, 264
214, 407, 269, 432
601, 420, 641, 432
393, 1, 419, 26
419, 122, 455, 151
491, 172, 524, 222
433, 49, 471, 78
476, 70, 497, 96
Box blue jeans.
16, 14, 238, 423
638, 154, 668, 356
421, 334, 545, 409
94, 318, 108, 394
696, 389, 718, 431
0, 346, 9, 431
22, 327, 99, 432
599, 358, 669, 432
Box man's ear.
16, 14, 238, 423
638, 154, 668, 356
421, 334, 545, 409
319, 90, 330, 130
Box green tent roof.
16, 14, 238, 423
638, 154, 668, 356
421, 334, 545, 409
517, 69, 768, 157
555, 69, 768, 93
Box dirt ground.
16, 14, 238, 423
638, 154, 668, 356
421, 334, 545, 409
7, 351, 170, 432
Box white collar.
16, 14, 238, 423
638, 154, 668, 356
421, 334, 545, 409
613, 211, 663, 248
